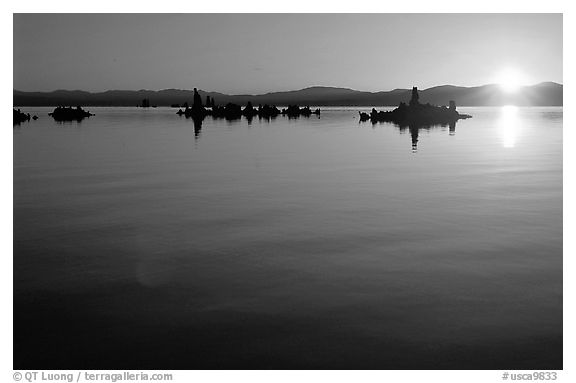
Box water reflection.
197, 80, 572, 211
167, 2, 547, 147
14, 106, 563, 369
192, 116, 203, 139
396, 121, 457, 152
500, 105, 519, 148
449, 121, 456, 136
180, 109, 312, 138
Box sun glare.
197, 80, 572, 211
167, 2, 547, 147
500, 105, 519, 148
495, 68, 526, 93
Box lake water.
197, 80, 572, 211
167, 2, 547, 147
13, 106, 563, 369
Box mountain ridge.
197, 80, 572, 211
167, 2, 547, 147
13, 82, 563, 107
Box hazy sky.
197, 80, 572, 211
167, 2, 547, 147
13, 14, 562, 94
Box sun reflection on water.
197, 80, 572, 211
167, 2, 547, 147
500, 105, 519, 148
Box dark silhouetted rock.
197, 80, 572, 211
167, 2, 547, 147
173, 89, 320, 123
361, 87, 472, 125
359, 112, 370, 122
360, 87, 472, 152
140, 98, 150, 108
192, 88, 203, 110
213, 103, 243, 120
178, 88, 209, 119
281, 105, 321, 118
48, 106, 94, 121
242, 101, 258, 118
258, 104, 281, 119
409, 86, 419, 106
14, 109, 31, 125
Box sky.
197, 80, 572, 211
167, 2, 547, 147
13, 14, 562, 94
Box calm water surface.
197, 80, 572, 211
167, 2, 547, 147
14, 106, 562, 369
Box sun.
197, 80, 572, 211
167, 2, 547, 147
495, 68, 526, 93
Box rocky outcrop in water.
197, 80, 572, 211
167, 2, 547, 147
14, 109, 32, 125
176, 89, 320, 122
177, 88, 209, 118
281, 105, 321, 118
258, 104, 281, 119
360, 87, 471, 125
212, 103, 242, 119
48, 106, 94, 121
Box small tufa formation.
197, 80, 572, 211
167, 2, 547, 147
409, 86, 419, 106
14, 109, 31, 125
281, 105, 321, 118
177, 88, 208, 118
358, 111, 370, 122
14, 109, 38, 125
257, 104, 281, 119
49, 106, 94, 121
192, 88, 204, 111
243, 101, 257, 118
216, 103, 243, 119
205, 95, 215, 108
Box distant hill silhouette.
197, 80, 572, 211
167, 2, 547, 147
13, 82, 562, 107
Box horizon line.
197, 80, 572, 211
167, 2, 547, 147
13, 81, 563, 95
